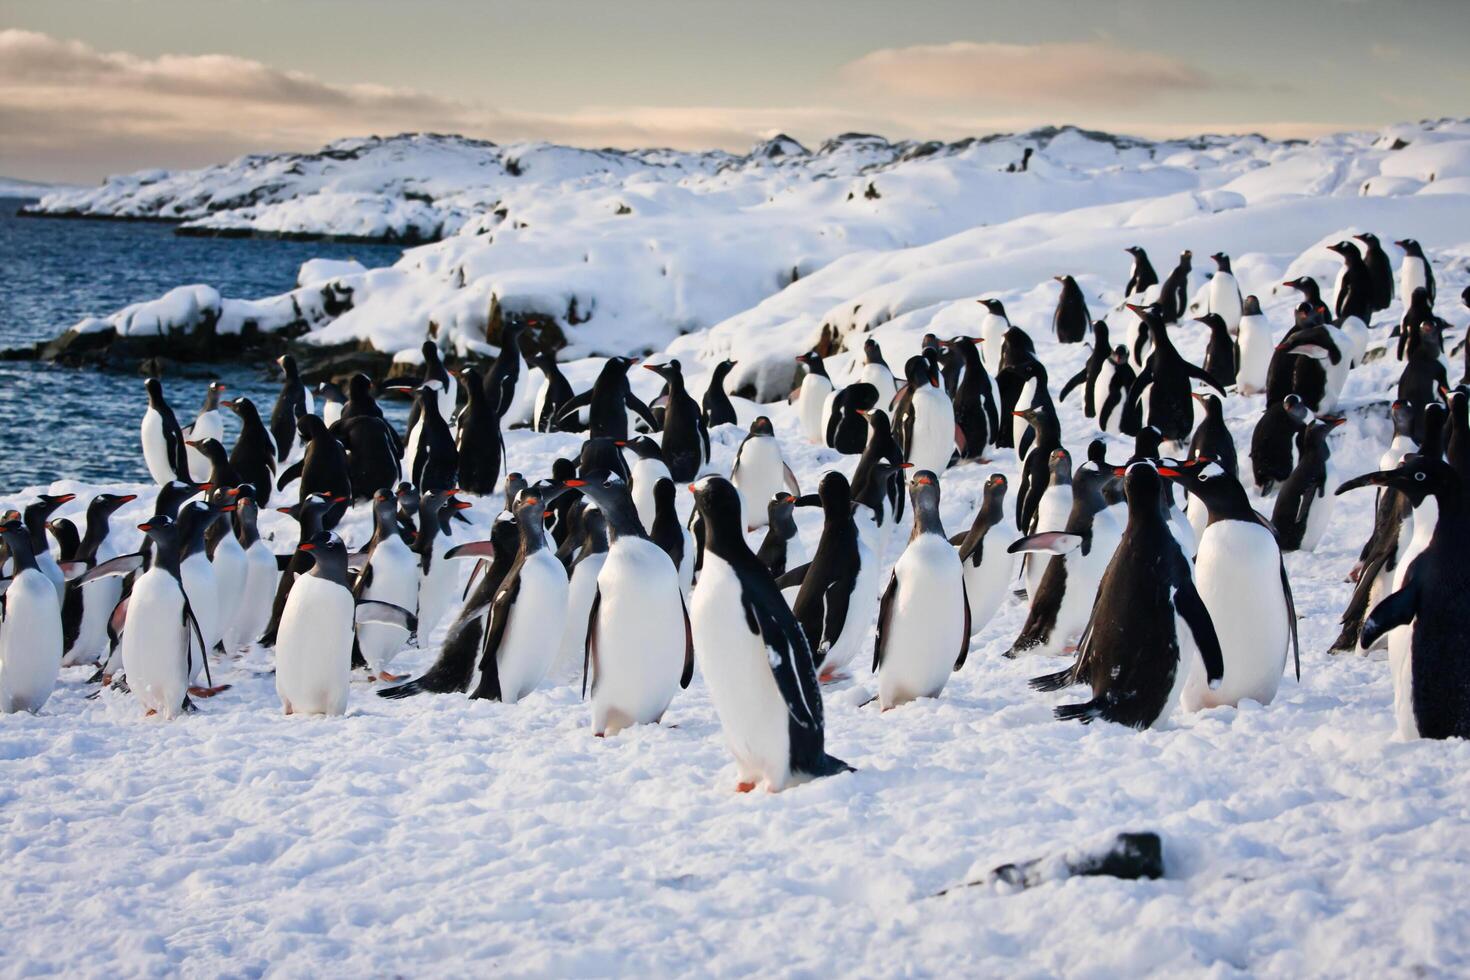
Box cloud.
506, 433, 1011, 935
840, 40, 1213, 107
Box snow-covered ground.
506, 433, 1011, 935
4, 117, 1470, 975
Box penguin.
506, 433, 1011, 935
330, 410, 402, 504
859, 339, 898, 408
260, 492, 339, 647
821, 382, 877, 455
702, 358, 740, 429
560, 472, 693, 735
1397, 317, 1450, 410
1396, 287, 1436, 362
204, 486, 248, 656
1125, 304, 1226, 446
414, 490, 474, 641
1097, 346, 1138, 435
644, 360, 710, 482
21, 493, 75, 602
792, 350, 834, 445
176, 499, 228, 694
340, 374, 395, 437
407, 382, 459, 493
977, 299, 1011, 373
995, 325, 1043, 448
1159, 459, 1298, 708
1188, 392, 1237, 479
1157, 250, 1193, 323
1195, 313, 1237, 389
954, 473, 1014, 636
0, 520, 64, 714
186, 437, 242, 492
222, 396, 277, 507
873, 471, 969, 709
1328, 240, 1373, 324
223, 488, 277, 655
276, 530, 415, 716
946, 336, 999, 460
141, 378, 192, 485
555, 356, 658, 441
1354, 232, 1394, 313
649, 478, 696, 596
1206, 253, 1243, 331
1125, 246, 1159, 300
316, 381, 345, 428
756, 493, 805, 579
482, 321, 524, 418
1013, 402, 1062, 535
895, 355, 955, 477
1235, 296, 1274, 396
1277, 319, 1349, 414
528, 349, 578, 433
419, 339, 458, 424
1270, 416, 1344, 552
1058, 321, 1114, 419
277, 414, 352, 505
1282, 276, 1330, 320
688, 475, 852, 791
789, 471, 880, 683
1395, 238, 1436, 306
1052, 275, 1091, 343
353, 489, 420, 681
269, 354, 311, 462
453, 369, 505, 497
183, 381, 227, 479
1023, 449, 1073, 596
621, 436, 673, 533
730, 417, 801, 530
1446, 389, 1470, 486
544, 457, 584, 557
1345, 455, 1470, 739
1031, 462, 1224, 730
1249, 393, 1313, 495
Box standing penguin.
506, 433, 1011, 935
1058, 321, 1114, 420
649, 478, 696, 596
20, 493, 75, 602
1206, 253, 1243, 331
183, 381, 228, 480
730, 417, 801, 530
977, 299, 1011, 373
1396, 239, 1436, 306
482, 322, 524, 418
59, 491, 136, 666
1188, 392, 1237, 478
1195, 313, 1237, 389
1354, 232, 1394, 313
1270, 416, 1344, 552
1126, 304, 1226, 446
454, 369, 505, 497
1157, 250, 1193, 323
141, 378, 192, 485
269, 354, 311, 463
689, 476, 852, 791
555, 356, 658, 441
1031, 463, 1224, 729
222, 396, 277, 507
995, 326, 1043, 448
1052, 275, 1091, 344
790, 471, 880, 683
946, 336, 998, 461
528, 349, 577, 433
260, 492, 337, 647
623, 436, 673, 533
277, 414, 352, 505
1023, 448, 1074, 596
702, 359, 740, 429
414, 491, 473, 641
823, 382, 878, 455
792, 350, 834, 445
316, 381, 345, 428
955, 474, 1014, 636
873, 471, 969, 709
757, 493, 805, 579
1250, 394, 1313, 495
555, 507, 607, 670
331, 411, 401, 504
1124, 246, 1159, 300
1234, 296, 1273, 396
895, 355, 955, 477
353, 490, 420, 681
562, 472, 693, 736
1328, 240, 1374, 324
223, 488, 277, 655
1097, 347, 1139, 435
1013, 402, 1062, 535
859, 339, 898, 408
644, 360, 710, 482
176, 499, 228, 695
0, 520, 64, 714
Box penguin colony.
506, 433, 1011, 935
2, 238, 1468, 789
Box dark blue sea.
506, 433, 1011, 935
0, 198, 403, 487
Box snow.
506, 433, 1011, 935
4, 117, 1470, 975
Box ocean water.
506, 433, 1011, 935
0, 199, 402, 487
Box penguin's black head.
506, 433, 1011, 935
768, 491, 796, 521
550, 457, 578, 483
296, 414, 328, 440
619, 434, 665, 460
1241, 295, 1263, 317
979, 298, 1006, 317
1191, 391, 1223, 417
1125, 246, 1144, 257
748, 416, 775, 438
563, 469, 630, 507
817, 470, 852, 514
1193, 313, 1227, 332
1091, 321, 1109, 342
1117, 461, 1164, 507
1354, 232, 1379, 247
920, 333, 942, 355
137, 513, 176, 535
1281, 394, 1312, 427
1394, 238, 1422, 256
908, 469, 941, 508
1109, 345, 1130, 365
144, 377, 164, 401
89, 491, 138, 517
863, 338, 886, 364
846, 382, 880, 412
652, 477, 678, 510
1337, 453, 1459, 507
641, 360, 681, 383
1053, 274, 1074, 286
0, 519, 31, 556
422, 339, 441, 361
297, 529, 348, 577
396, 481, 419, 503
1179, 249, 1193, 262
277, 354, 299, 378
861, 407, 892, 436
904, 355, 938, 388
348, 374, 374, 400
316, 381, 344, 402
1211, 252, 1230, 267
1048, 448, 1072, 479
1133, 425, 1163, 460
1124, 303, 1164, 333
984, 472, 1008, 499
521, 477, 573, 507
1327, 241, 1355, 257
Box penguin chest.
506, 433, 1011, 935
359, 541, 419, 670
1236, 320, 1271, 392
588, 539, 687, 732
817, 540, 881, 675
0, 570, 62, 713
275, 576, 354, 716
416, 544, 460, 639
963, 539, 1015, 631
907, 387, 955, 475
1189, 522, 1288, 708
861, 365, 896, 407
690, 557, 791, 783
495, 552, 570, 703
180, 554, 221, 656
632, 459, 672, 531
211, 537, 248, 626
1298, 460, 1337, 552
140, 410, 173, 484
69, 574, 122, 665
229, 543, 279, 649
732, 438, 784, 527
120, 570, 190, 716
878, 535, 966, 708
799, 376, 833, 442
559, 552, 608, 674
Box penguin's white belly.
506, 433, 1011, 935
1395, 500, 1436, 593
1011, 377, 1037, 445
907, 387, 955, 476
1092, 359, 1116, 419
854, 508, 894, 566
980, 317, 1007, 373
631, 458, 672, 533
120, 570, 191, 718
558, 553, 607, 677
1054, 520, 1121, 651
589, 539, 687, 734
1401, 259, 1426, 303
358, 540, 419, 672
1026, 486, 1072, 598
691, 556, 792, 789
819, 390, 839, 446
416, 546, 459, 642
67, 575, 122, 666
1299, 461, 1337, 553
227, 543, 279, 653
33, 551, 66, 605
861, 365, 897, 409
1187, 522, 1288, 709
186, 410, 223, 475
963, 542, 1015, 636
494, 552, 569, 703
815, 540, 879, 676
1236, 320, 1272, 395
0, 570, 62, 713
1168, 505, 1197, 559
1389, 627, 1419, 739
141, 411, 174, 485
678, 528, 696, 597
878, 536, 966, 709
732, 438, 786, 530
532, 378, 551, 431
402, 422, 424, 482
1158, 612, 1203, 728
1209, 274, 1241, 330
799, 376, 833, 445
275, 575, 353, 716
180, 555, 220, 684
211, 537, 247, 646
1338, 316, 1368, 366
1186, 493, 1210, 545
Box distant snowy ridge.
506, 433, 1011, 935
1, 176, 78, 199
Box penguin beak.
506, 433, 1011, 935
117, 494, 137, 504
453, 500, 474, 510
1323, 415, 1347, 429
298, 542, 316, 552
54, 494, 76, 505
1335, 471, 1393, 496
137, 522, 153, 532
687, 484, 697, 494
1156, 466, 1184, 478
899, 462, 914, 469
1191, 392, 1206, 404
564, 479, 587, 488
219, 504, 237, 513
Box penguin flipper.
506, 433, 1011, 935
355, 600, 418, 634
775, 563, 811, 590
625, 393, 660, 433
1007, 532, 1084, 556
446, 540, 498, 561
276, 459, 305, 491
782, 464, 802, 497
1057, 367, 1087, 404
1279, 558, 1301, 681
582, 589, 601, 699
819, 580, 851, 660
679, 596, 695, 690
953, 579, 972, 671
470, 577, 519, 701
1184, 360, 1228, 397
1361, 576, 1420, 651
75, 553, 145, 586
1172, 581, 1224, 688
872, 573, 898, 673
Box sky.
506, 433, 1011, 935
2, 0, 1468, 183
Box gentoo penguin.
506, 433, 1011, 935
1159, 459, 1298, 708
183, 381, 227, 479
222, 396, 277, 506
316, 381, 345, 428
790, 471, 880, 682
176, 499, 229, 694
622, 436, 673, 532
223, 489, 276, 655
528, 349, 577, 433
1052, 275, 1091, 343
825, 382, 879, 455
873, 471, 969, 709
1014, 402, 1062, 534
1188, 392, 1237, 478
977, 299, 1011, 373
1157, 250, 1193, 323
1031, 462, 1223, 730
555, 356, 658, 441
1282, 276, 1330, 321
688, 475, 852, 791
276, 530, 414, 716
21, 493, 75, 602
340, 374, 398, 448
859, 339, 898, 408
557, 507, 609, 673
1058, 321, 1114, 419
995, 325, 1043, 448
730, 417, 800, 530
414, 490, 473, 640
1097, 346, 1138, 435
792, 350, 834, 445
454, 369, 505, 497
330, 410, 401, 504
1395, 238, 1435, 306
649, 478, 695, 596
921, 333, 962, 398
1328, 240, 1373, 324
851, 407, 905, 521
404, 382, 458, 493
645, 360, 710, 482
353, 490, 420, 681
1206, 253, 1243, 331
561, 473, 693, 735
418, 339, 457, 423
0, 520, 64, 714
946, 336, 999, 460
1345, 456, 1470, 739
955, 474, 1014, 635
1354, 232, 1394, 313
1195, 313, 1237, 389
1125, 304, 1226, 446
269, 354, 311, 462
1270, 416, 1344, 552
1250, 393, 1313, 495
482, 321, 524, 418
1023, 449, 1073, 597
141, 378, 192, 485
204, 486, 248, 657
1397, 317, 1450, 409
46, 518, 79, 562
277, 414, 352, 505
545, 457, 585, 557
702, 358, 739, 428
1396, 287, 1436, 362
186, 437, 241, 492
260, 492, 338, 647
895, 355, 955, 477
1124, 246, 1159, 300
1234, 296, 1273, 396
756, 493, 805, 578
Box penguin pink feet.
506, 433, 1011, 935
375, 671, 408, 683
736, 781, 758, 794
189, 684, 230, 698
